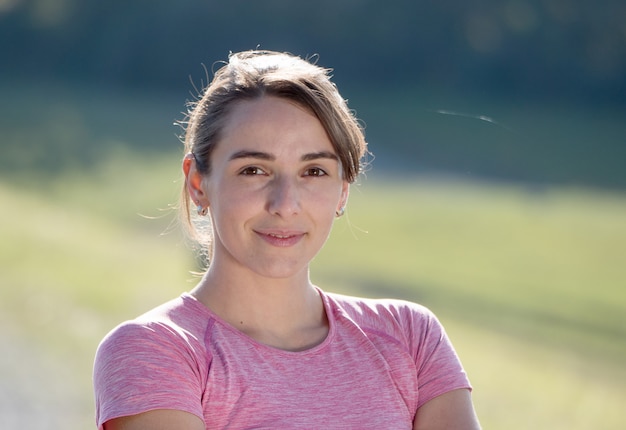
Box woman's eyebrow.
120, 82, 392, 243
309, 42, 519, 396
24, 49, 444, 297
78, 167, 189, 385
228, 150, 275, 161
301, 151, 338, 162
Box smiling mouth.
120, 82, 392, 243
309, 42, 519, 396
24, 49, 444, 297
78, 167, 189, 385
267, 233, 297, 239
256, 231, 305, 247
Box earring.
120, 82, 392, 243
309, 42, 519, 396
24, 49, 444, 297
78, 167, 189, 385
335, 207, 345, 217
197, 205, 208, 216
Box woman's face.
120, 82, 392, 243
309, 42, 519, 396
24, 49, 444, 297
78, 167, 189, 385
199, 96, 349, 280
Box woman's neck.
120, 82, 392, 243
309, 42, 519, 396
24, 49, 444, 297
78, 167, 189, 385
190, 267, 329, 351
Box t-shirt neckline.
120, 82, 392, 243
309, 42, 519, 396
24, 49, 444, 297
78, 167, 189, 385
179, 287, 337, 356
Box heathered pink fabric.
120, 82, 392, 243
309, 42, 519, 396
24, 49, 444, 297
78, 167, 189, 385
94, 290, 471, 429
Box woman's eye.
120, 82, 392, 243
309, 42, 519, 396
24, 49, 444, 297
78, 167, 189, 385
240, 166, 266, 176
304, 167, 327, 177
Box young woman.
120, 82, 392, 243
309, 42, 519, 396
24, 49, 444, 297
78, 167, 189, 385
94, 50, 481, 429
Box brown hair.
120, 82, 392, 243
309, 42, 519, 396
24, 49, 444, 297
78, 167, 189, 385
178, 50, 368, 251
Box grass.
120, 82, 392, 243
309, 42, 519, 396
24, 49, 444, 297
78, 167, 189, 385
1, 151, 625, 429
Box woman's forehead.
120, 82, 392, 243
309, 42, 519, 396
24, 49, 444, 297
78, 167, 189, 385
218, 97, 334, 155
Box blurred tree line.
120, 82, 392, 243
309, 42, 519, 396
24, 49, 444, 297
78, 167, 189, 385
2, 0, 625, 100
1, 0, 625, 188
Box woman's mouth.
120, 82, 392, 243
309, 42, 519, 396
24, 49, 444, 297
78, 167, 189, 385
256, 230, 305, 247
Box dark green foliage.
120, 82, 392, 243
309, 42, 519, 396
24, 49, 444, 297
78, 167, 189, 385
1, 0, 624, 189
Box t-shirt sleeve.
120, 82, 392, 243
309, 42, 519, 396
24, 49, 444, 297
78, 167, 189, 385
407, 305, 472, 409
93, 321, 205, 428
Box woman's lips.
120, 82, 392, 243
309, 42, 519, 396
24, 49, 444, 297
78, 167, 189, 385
255, 230, 305, 247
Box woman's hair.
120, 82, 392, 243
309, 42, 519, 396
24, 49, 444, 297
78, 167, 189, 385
178, 50, 368, 256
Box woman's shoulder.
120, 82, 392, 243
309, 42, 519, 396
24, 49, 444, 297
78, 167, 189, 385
321, 289, 460, 378
96, 293, 213, 362
324, 289, 436, 325
94, 294, 212, 427
322, 289, 444, 349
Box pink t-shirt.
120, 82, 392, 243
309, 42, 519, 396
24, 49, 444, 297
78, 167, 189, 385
94, 290, 471, 429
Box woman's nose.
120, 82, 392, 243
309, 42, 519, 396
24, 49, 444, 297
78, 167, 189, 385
267, 176, 301, 216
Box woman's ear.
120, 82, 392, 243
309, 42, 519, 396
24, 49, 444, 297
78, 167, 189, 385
183, 153, 209, 207
338, 181, 350, 212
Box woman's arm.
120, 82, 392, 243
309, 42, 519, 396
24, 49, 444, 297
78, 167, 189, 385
103, 409, 205, 430
413, 388, 481, 430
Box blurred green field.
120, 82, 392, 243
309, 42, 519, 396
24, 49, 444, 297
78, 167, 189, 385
1, 149, 625, 429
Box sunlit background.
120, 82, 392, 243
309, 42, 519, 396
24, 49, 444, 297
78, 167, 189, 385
1, 1, 625, 429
